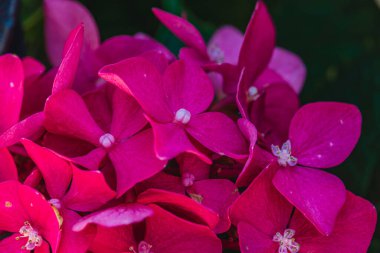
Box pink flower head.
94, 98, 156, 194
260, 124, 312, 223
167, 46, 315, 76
99, 57, 248, 162
230, 164, 376, 253
0, 181, 61, 252
43, 86, 167, 195
267, 102, 362, 235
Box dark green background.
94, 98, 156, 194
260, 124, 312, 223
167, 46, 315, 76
18, 0, 380, 251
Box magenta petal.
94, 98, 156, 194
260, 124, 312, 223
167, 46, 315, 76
109, 129, 167, 195
189, 179, 239, 233
0, 54, 23, 132
177, 154, 210, 181
289, 102, 362, 168
237, 222, 278, 253
99, 57, 173, 122
187, 112, 248, 159
0, 112, 45, 148
208, 25, 244, 65
291, 192, 377, 253
152, 8, 207, 55
70, 147, 107, 171
51, 24, 84, 94
230, 163, 292, 236
72, 203, 153, 231
273, 166, 346, 235
163, 60, 214, 114
136, 172, 186, 195
0, 148, 18, 181
179, 47, 209, 66
58, 209, 95, 253
149, 119, 211, 163
0, 233, 32, 252
145, 204, 222, 253
137, 189, 219, 229
44, 0, 100, 66
269, 47, 306, 94
44, 90, 104, 145
238, 1, 275, 85
22, 56, 45, 79
62, 166, 115, 212
110, 89, 147, 139
21, 139, 72, 199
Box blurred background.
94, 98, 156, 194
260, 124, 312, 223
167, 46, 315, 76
1, 0, 379, 251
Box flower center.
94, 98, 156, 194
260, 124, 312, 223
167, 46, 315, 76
48, 198, 62, 209
247, 86, 259, 101
273, 229, 300, 253
271, 140, 297, 167
99, 133, 116, 148
182, 172, 195, 187
174, 108, 191, 124
129, 241, 153, 253
208, 44, 224, 64
15, 221, 43, 251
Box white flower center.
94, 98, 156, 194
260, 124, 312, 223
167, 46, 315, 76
247, 86, 259, 101
174, 108, 191, 124
99, 133, 115, 148
182, 173, 195, 187
16, 221, 43, 251
273, 229, 300, 253
129, 241, 153, 253
48, 198, 62, 209
271, 140, 297, 167
208, 44, 224, 64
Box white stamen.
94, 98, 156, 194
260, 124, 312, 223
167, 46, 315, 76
99, 133, 116, 148
273, 229, 300, 253
247, 86, 259, 101
16, 221, 43, 251
182, 173, 195, 187
129, 241, 153, 253
174, 108, 191, 124
271, 140, 298, 167
49, 198, 62, 209
208, 44, 224, 64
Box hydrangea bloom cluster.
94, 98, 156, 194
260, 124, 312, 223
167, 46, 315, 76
0, 0, 376, 252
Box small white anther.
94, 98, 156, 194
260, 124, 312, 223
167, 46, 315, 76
99, 133, 116, 148
49, 199, 62, 209
182, 173, 195, 187
174, 108, 191, 124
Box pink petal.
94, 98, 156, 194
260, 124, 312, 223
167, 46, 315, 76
152, 8, 207, 55
0, 233, 35, 253
0, 181, 61, 252
136, 172, 186, 195
21, 139, 72, 199
44, 90, 104, 146
269, 47, 306, 94
58, 209, 95, 253
62, 166, 115, 212
95, 34, 175, 66
44, 0, 100, 66
99, 57, 173, 122
290, 191, 377, 253
230, 163, 292, 236
0, 148, 18, 181
208, 25, 244, 65
110, 89, 147, 139
179, 47, 210, 66
187, 112, 248, 159
0, 112, 45, 148
0, 54, 23, 132
177, 154, 210, 181
163, 60, 214, 115
42, 133, 95, 158
249, 82, 299, 147
72, 203, 153, 231
238, 1, 275, 86
237, 222, 278, 253
22, 56, 45, 79
137, 189, 219, 229
188, 179, 239, 233
145, 204, 222, 253
70, 147, 107, 171
273, 166, 346, 235
88, 225, 134, 253
109, 129, 167, 196
289, 102, 362, 168
148, 119, 211, 163
51, 24, 84, 94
